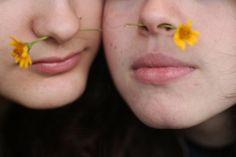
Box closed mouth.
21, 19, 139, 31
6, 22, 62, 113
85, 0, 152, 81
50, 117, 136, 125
31, 52, 81, 75
131, 53, 195, 84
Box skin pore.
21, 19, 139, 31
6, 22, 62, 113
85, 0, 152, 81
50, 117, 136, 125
0, 0, 103, 109
103, 0, 236, 147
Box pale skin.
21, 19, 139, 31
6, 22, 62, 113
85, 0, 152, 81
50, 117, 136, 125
0, 0, 103, 109
103, 0, 236, 147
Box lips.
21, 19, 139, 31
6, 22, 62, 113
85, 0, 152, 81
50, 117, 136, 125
31, 52, 81, 75
131, 53, 195, 84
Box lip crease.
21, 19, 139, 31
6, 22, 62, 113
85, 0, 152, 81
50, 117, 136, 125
31, 52, 81, 75
131, 53, 195, 85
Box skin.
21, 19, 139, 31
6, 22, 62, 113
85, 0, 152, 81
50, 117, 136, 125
104, 0, 236, 146
0, 0, 103, 109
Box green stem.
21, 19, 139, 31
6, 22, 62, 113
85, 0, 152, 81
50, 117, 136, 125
28, 36, 48, 49
157, 23, 176, 30
126, 23, 145, 27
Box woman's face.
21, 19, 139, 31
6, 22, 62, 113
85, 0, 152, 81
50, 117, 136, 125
104, 0, 236, 128
0, 0, 103, 109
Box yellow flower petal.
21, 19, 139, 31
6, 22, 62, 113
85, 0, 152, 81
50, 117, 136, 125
174, 31, 186, 50
173, 20, 200, 51
188, 31, 200, 45
9, 35, 48, 69
10, 36, 32, 69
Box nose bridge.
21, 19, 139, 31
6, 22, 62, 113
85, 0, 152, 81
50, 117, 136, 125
140, 0, 179, 35
33, 0, 80, 43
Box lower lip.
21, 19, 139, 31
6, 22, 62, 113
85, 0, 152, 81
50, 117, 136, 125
133, 66, 194, 85
31, 53, 80, 75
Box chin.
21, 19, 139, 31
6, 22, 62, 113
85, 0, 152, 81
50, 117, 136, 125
136, 113, 201, 129
17, 92, 81, 109
12, 83, 85, 109
127, 100, 206, 130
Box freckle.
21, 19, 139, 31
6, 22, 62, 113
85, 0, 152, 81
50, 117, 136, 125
193, 82, 199, 87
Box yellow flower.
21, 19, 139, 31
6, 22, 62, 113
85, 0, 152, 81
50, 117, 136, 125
10, 37, 32, 69
174, 21, 200, 50
10, 36, 48, 69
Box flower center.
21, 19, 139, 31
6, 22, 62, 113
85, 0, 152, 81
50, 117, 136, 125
179, 27, 191, 39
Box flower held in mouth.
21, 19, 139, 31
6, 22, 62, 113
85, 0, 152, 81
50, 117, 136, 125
10, 36, 48, 69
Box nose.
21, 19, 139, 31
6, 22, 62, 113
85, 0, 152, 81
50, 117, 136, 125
32, 1, 80, 44
139, 0, 180, 36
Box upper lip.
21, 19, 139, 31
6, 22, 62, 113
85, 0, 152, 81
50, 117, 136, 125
131, 53, 195, 69
32, 52, 80, 64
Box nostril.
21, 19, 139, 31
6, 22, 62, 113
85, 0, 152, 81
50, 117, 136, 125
165, 27, 172, 31
45, 36, 59, 45
157, 23, 176, 31
139, 25, 148, 31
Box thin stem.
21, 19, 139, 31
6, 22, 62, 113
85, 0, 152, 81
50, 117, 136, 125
29, 36, 48, 47
26, 36, 48, 50
126, 23, 145, 27
158, 23, 176, 30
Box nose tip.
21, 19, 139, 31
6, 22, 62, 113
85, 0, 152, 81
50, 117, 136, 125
139, 1, 178, 36
32, 3, 80, 44
45, 16, 80, 43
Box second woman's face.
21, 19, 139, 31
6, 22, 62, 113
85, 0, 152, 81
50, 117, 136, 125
104, 0, 236, 128
0, 0, 103, 109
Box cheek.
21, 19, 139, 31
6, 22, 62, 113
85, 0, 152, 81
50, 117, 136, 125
104, 36, 118, 69
80, 7, 103, 28
103, 14, 125, 33
103, 37, 127, 87
104, 1, 140, 30
103, 13, 123, 63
